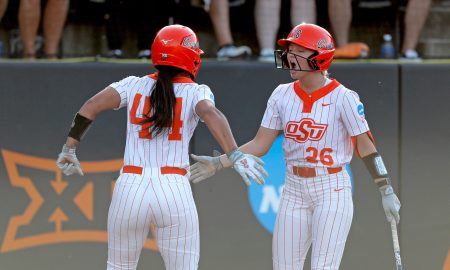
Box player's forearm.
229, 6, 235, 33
240, 127, 279, 157
64, 88, 120, 147
202, 107, 238, 154
78, 98, 105, 120
357, 133, 391, 188
239, 140, 268, 157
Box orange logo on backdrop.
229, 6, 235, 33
444, 249, 450, 270
0, 149, 158, 253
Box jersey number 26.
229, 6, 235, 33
305, 147, 334, 166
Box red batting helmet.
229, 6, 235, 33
151, 24, 203, 78
277, 23, 335, 71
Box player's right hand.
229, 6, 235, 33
189, 154, 223, 183
228, 150, 268, 186
56, 144, 84, 176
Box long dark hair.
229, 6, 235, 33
144, 66, 184, 135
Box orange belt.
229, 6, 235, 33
292, 166, 342, 178
122, 165, 187, 176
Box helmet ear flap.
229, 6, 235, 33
307, 51, 320, 71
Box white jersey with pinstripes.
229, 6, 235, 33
262, 78, 369, 270
106, 73, 213, 270
261, 78, 369, 169
110, 73, 214, 169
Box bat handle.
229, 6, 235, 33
390, 220, 403, 270
390, 220, 400, 251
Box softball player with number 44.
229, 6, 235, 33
56, 24, 267, 270
190, 23, 401, 270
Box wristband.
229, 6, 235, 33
379, 185, 394, 196
226, 148, 243, 164
362, 152, 391, 188
68, 113, 93, 141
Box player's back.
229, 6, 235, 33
111, 73, 214, 170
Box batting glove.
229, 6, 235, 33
56, 144, 84, 176
380, 185, 401, 224
228, 149, 268, 186
190, 154, 224, 183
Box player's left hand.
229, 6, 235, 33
380, 185, 401, 224
56, 144, 84, 176
189, 154, 223, 183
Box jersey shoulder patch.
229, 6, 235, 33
342, 88, 365, 117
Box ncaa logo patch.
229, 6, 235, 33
248, 136, 354, 233
357, 104, 364, 116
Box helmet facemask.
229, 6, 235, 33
277, 23, 336, 71
275, 50, 319, 72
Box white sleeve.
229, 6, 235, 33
341, 90, 370, 136
109, 76, 140, 110
261, 88, 283, 130
192, 84, 215, 110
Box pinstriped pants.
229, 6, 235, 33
107, 170, 199, 270
273, 170, 353, 270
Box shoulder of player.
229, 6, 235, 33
114, 75, 141, 83
334, 83, 361, 101
270, 82, 292, 100
115, 75, 150, 87
327, 84, 362, 112
109, 75, 143, 91
196, 83, 210, 90
187, 84, 214, 100
190, 84, 212, 95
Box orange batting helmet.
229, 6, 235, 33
277, 23, 335, 71
151, 24, 203, 79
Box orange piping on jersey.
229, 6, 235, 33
352, 131, 375, 158
148, 72, 194, 83
293, 79, 340, 113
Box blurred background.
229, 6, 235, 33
0, 0, 449, 60
0, 0, 449, 270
